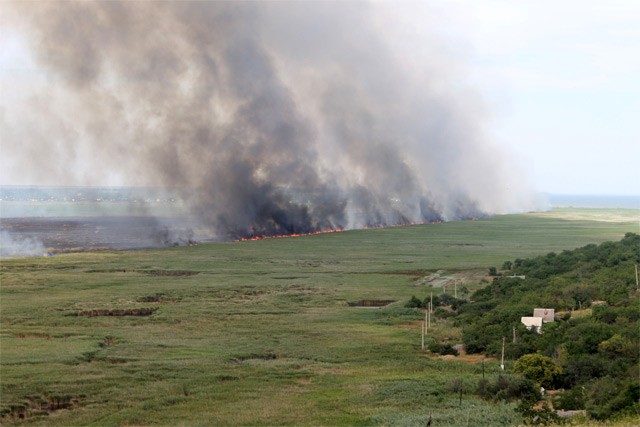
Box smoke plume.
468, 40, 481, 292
2, 1, 534, 239
0, 230, 46, 258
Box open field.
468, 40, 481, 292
0, 210, 638, 425
528, 207, 640, 223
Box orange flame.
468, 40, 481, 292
235, 228, 344, 242
234, 219, 456, 242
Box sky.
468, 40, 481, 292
0, 0, 638, 197
427, 0, 640, 196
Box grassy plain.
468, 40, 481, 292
0, 209, 637, 425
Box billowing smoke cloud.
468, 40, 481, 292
2, 1, 534, 239
0, 230, 46, 258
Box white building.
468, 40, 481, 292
521, 316, 543, 334
533, 308, 555, 323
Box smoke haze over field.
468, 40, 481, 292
1, 1, 534, 239
0, 230, 45, 258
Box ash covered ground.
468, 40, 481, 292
0, 186, 206, 257
0, 216, 201, 257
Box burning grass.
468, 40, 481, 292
235, 228, 345, 241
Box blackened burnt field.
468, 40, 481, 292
0, 209, 636, 425
1, 216, 200, 253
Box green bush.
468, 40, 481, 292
427, 342, 459, 356
423, 295, 440, 308
587, 377, 640, 420
553, 387, 586, 410
405, 295, 423, 308
516, 400, 561, 425
476, 374, 538, 403
433, 307, 455, 319
513, 353, 562, 389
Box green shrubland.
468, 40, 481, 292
447, 233, 640, 422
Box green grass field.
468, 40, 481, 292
1, 209, 638, 425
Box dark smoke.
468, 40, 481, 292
2, 1, 534, 240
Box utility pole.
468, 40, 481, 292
430, 292, 433, 329
500, 336, 505, 370
421, 321, 425, 350
454, 280, 457, 298
424, 306, 429, 332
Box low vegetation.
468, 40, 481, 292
0, 211, 637, 425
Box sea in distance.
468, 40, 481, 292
545, 193, 640, 209
1, 186, 638, 258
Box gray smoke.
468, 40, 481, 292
2, 1, 534, 239
0, 230, 46, 258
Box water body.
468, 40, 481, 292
546, 194, 640, 209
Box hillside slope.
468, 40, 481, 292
458, 233, 639, 420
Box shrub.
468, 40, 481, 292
513, 353, 562, 388
516, 400, 561, 425
476, 378, 490, 398
405, 295, 423, 308
447, 378, 464, 393
440, 344, 459, 356
553, 387, 586, 410
559, 312, 571, 321
439, 293, 466, 310
476, 374, 538, 403
423, 295, 440, 308
433, 307, 455, 319
427, 342, 459, 356
587, 377, 640, 420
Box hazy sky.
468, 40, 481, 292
429, 0, 640, 196
1, 0, 638, 196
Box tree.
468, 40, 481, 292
513, 353, 562, 388
405, 295, 423, 308
502, 260, 513, 271
565, 321, 613, 355
488, 266, 498, 276
598, 334, 637, 359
